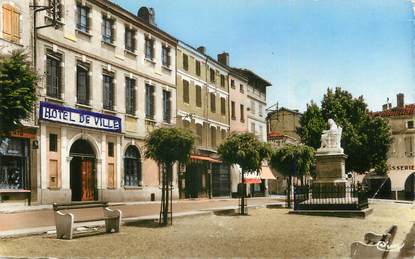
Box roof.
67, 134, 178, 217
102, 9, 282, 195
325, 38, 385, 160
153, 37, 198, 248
232, 68, 272, 87
267, 131, 299, 142
371, 104, 415, 118
267, 107, 302, 118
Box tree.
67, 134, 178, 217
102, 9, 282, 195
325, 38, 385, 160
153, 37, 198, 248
144, 127, 194, 225
0, 50, 38, 134
218, 133, 271, 215
298, 87, 392, 174
270, 144, 315, 207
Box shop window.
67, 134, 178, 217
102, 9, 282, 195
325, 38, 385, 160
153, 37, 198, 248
0, 137, 28, 189
125, 77, 136, 115
145, 84, 155, 119
76, 4, 89, 32
2, 4, 20, 43
76, 62, 90, 105
108, 142, 114, 157
125, 26, 136, 52
183, 80, 189, 104
196, 85, 202, 107
49, 134, 58, 152
46, 51, 62, 99
124, 146, 141, 186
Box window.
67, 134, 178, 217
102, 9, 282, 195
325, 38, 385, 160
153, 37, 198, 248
145, 37, 154, 60
108, 142, 114, 157
125, 77, 136, 115
196, 124, 203, 146
183, 54, 188, 71
49, 134, 57, 152
221, 97, 226, 115
407, 121, 414, 129
240, 84, 244, 93
125, 27, 136, 52
196, 85, 202, 107
251, 122, 255, 133
210, 68, 215, 82
211, 127, 216, 148
0, 137, 28, 190
46, 51, 62, 99
145, 84, 155, 119
76, 4, 89, 32
251, 99, 256, 114
162, 46, 170, 67
240, 104, 245, 122
196, 60, 201, 76
183, 80, 189, 104
221, 129, 226, 141
124, 146, 141, 186
103, 72, 114, 110
2, 4, 20, 42
163, 90, 171, 123
231, 101, 236, 120
102, 15, 114, 44
220, 75, 225, 87
76, 62, 89, 105
210, 93, 216, 113
405, 136, 414, 157
231, 79, 235, 89
47, 0, 63, 22
259, 103, 263, 117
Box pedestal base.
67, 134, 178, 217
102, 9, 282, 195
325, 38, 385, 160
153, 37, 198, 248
312, 180, 347, 198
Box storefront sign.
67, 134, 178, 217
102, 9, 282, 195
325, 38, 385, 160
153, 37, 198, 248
388, 165, 415, 171
39, 102, 121, 133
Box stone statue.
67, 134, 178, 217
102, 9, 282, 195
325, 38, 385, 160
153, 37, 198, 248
318, 119, 343, 154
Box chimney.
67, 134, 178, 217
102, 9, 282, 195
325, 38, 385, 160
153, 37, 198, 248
397, 93, 404, 108
197, 46, 206, 54
137, 7, 156, 26
382, 104, 388, 111
217, 52, 229, 66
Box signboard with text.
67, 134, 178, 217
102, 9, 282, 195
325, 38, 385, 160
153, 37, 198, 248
39, 102, 122, 133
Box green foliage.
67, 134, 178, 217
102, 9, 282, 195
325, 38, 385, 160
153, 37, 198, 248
144, 127, 194, 165
270, 144, 315, 177
0, 50, 38, 133
298, 87, 392, 173
218, 132, 271, 173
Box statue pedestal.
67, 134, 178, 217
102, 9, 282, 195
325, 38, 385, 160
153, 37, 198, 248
312, 153, 348, 198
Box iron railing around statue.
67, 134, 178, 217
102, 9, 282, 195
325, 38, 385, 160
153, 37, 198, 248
293, 185, 368, 211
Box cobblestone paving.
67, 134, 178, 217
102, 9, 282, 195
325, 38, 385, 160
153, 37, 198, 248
0, 202, 414, 258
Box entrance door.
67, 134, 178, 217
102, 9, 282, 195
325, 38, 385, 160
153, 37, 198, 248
69, 139, 96, 201
81, 158, 95, 201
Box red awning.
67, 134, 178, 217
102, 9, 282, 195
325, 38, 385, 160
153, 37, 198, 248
190, 155, 222, 163
244, 178, 262, 184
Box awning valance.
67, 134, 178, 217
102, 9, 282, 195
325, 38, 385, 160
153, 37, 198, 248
260, 166, 276, 180
244, 178, 262, 184
190, 155, 222, 163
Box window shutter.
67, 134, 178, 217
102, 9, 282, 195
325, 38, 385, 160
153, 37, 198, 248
2, 4, 12, 41
150, 86, 155, 117
11, 8, 20, 41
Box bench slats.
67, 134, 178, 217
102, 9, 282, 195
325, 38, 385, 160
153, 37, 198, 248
74, 216, 119, 223
53, 201, 109, 211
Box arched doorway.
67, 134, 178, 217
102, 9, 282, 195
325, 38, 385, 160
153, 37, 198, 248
124, 145, 142, 187
70, 139, 96, 201
404, 173, 415, 201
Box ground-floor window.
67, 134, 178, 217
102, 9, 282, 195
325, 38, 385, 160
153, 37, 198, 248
0, 137, 29, 189
124, 146, 141, 186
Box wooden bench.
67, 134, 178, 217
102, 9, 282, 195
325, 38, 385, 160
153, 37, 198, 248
0, 189, 31, 205
53, 201, 122, 240
351, 225, 399, 259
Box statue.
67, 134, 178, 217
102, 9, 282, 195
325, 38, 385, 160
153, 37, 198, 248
318, 119, 343, 154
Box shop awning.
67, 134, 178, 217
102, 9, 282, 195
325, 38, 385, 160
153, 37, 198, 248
244, 178, 262, 184
260, 166, 276, 180
190, 155, 222, 163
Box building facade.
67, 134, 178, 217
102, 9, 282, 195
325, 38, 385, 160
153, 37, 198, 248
33, 0, 177, 203
369, 93, 415, 200
176, 42, 231, 198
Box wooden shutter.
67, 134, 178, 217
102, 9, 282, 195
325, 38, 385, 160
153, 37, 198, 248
2, 4, 12, 41
11, 7, 20, 42
196, 85, 201, 107
210, 93, 216, 112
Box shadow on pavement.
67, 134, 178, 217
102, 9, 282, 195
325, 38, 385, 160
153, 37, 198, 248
124, 219, 164, 229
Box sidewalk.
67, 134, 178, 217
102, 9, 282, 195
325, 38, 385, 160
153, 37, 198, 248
0, 197, 284, 238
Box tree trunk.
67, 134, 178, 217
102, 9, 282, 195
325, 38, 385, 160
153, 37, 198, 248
159, 162, 171, 226
287, 175, 292, 208
241, 170, 246, 215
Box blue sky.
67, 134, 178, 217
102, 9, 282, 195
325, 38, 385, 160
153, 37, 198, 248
115, 0, 414, 112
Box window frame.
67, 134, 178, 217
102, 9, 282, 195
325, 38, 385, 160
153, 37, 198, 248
46, 51, 62, 99
76, 61, 90, 105
145, 37, 154, 60
195, 60, 201, 76
162, 90, 172, 123
125, 77, 136, 115
102, 15, 115, 44
102, 71, 115, 110
124, 146, 142, 187
162, 46, 170, 67
124, 26, 136, 52
76, 4, 89, 32
145, 84, 155, 119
